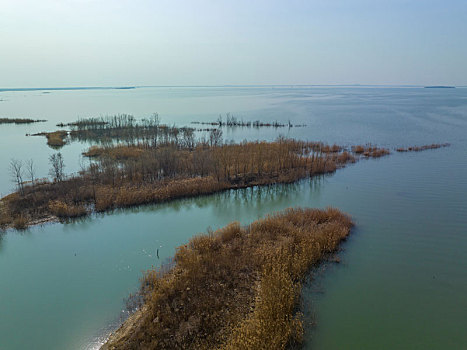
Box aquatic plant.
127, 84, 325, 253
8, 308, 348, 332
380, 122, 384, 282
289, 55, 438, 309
191, 113, 305, 128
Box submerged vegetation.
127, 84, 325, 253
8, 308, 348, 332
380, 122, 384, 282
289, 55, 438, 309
192, 113, 305, 128
34, 114, 196, 147
0, 117, 46, 124
396, 143, 450, 152
33, 113, 305, 148
103, 207, 353, 350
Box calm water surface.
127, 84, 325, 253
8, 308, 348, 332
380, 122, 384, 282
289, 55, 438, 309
0, 87, 466, 349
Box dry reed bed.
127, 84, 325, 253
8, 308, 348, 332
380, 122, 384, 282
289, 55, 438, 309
351, 145, 391, 158
0, 139, 386, 230
103, 207, 353, 350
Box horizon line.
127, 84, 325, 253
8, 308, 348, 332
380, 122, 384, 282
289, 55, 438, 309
0, 84, 463, 92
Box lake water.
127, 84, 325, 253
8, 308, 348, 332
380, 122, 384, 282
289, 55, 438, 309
0, 87, 466, 349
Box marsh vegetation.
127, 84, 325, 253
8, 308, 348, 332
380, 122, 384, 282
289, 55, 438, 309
35, 114, 190, 147
351, 145, 391, 158
31, 114, 306, 149
191, 113, 304, 128
0, 117, 46, 124
1, 114, 413, 230
103, 207, 353, 350
1, 134, 363, 229
31, 130, 68, 147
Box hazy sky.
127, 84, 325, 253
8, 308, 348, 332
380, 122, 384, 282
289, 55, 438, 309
1, 0, 467, 87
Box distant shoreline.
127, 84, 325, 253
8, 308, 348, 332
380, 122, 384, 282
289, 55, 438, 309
424, 86, 456, 89
0, 86, 137, 92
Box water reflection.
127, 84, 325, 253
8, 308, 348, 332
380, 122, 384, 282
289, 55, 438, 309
0, 231, 5, 252
67, 176, 327, 228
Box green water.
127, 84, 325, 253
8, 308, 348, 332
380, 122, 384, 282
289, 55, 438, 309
0, 87, 466, 349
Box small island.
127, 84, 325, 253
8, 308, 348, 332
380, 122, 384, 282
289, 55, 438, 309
424, 86, 455, 89
0, 118, 47, 125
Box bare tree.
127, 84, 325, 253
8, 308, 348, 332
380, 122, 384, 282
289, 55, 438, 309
26, 159, 36, 187
49, 152, 65, 182
209, 128, 223, 147
10, 159, 24, 194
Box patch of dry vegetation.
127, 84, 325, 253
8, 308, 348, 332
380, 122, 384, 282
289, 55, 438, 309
32, 130, 68, 148
103, 207, 353, 350
84, 145, 144, 160
12, 214, 28, 230
48, 200, 87, 218
1, 138, 358, 229
352, 145, 390, 158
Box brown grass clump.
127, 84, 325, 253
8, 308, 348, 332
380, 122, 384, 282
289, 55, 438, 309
82, 145, 103, 158
352, 145, 390, 158
12, 215, 28, 230
364, 148, 390, 158
352, 145, 365, 154
31, 130, 68, 148
47, 131, 68, 147
0, 213, 9, 230
321, 144, 342, 153
333, 151, 356, 164
103, 207, 353, 350
83, 145, 144, 160
48, 200, 87, 218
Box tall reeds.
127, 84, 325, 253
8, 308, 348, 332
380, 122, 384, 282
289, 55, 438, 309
103, 207, 353, 350
0, 138, 365, 229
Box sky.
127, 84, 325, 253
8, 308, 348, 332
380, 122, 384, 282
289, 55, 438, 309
1, 0, 467, 87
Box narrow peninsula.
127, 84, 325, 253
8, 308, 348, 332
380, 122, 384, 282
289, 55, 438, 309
103, 207, 353, 349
